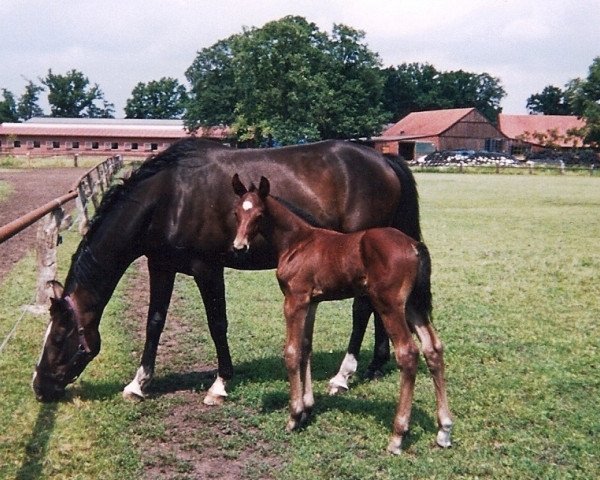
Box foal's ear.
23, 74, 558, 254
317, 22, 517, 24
258, 176, 270, 198
232, 173, 248, 197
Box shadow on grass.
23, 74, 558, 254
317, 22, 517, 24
16, 402, 58, 480
120, 349, 440, 448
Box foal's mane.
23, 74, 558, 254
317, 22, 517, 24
271, 195, 324, 229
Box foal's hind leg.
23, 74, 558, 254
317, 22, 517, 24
376, 305, 420, 455
124, 262, 175, 401
408, 308, 453, 448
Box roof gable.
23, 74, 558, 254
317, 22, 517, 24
383, 108, 475, 138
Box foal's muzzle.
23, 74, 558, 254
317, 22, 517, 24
232, 238, 249, 253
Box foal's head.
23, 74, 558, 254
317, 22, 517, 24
232, 174, 270, 252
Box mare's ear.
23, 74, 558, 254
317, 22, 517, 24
47, 280, 64, 299
232, 173, 248, 197
258, 176, 270, 198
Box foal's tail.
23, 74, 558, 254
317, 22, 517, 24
409, 242, 433, 321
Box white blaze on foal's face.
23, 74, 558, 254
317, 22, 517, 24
242, 200, 254, 211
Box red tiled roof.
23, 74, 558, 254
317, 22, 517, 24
382, 108, 475, 138
498, 114, 586, 147
0, 122, 230, 139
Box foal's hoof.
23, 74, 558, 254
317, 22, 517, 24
386, 435, 403, 455
286, 412, 309, 432
203, 392, 226, 406
122, 383, 145, 402
436, 423, 453, 448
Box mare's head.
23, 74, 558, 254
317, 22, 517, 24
231, 173, 270, 252
32, 281, 98, 401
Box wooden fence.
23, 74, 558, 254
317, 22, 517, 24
0, 155, 123, 308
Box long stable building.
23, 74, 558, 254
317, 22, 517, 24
0, 118, 231, 157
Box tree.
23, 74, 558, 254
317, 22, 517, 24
382, 63, 444, 122
125, 77, 188, 119
526, 85, 572, 115
41, 69, 114, 118
185, 16, 388, 144
17, 80, 45, 120
383, 64, 505, 123
565, 57, 600, 147
0, 89, 19, 123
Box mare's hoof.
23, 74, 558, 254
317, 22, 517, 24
122, 384, 145, 402
203, 392, 226, 406
327, 381, 348, 396
364, 367, 385, 380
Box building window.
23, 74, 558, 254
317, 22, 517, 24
72, 141, 80, 149
33, 141, 41, 148
111, 142, 119, 150
52, 141, 60, 149
485, 138, 504, 152
131, 142, 138, 150
14, 140, 21, 148
92, 142, 99, 150
151, 143, 158, 151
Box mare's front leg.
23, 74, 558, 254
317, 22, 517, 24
123, 261, 175, 401
328, 297, 390, 395
283, 295, 313, 431
195, 265, 233, 406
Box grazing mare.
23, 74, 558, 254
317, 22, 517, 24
232, 175, 452, 454
32, 138, 421, 405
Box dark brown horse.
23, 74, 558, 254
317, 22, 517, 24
32, 138, 421, 405
232, 175, 452, 454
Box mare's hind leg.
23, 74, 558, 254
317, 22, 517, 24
124, 261, 175, 401
194, 265, 233, 406
408, 307, 453, 448
328, 297, 390, 394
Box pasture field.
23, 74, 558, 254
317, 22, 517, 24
0, 173, 598, 479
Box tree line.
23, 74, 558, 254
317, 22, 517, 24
1, 16, 598, 147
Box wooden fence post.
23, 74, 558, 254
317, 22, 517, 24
31, 207, 65, 311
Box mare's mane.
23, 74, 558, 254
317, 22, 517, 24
65, 138, 223, 290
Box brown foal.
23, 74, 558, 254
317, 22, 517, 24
231, 174, 452, 454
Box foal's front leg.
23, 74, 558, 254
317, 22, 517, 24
283, 295, 314, 431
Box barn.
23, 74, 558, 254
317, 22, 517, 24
497, 114, 587, 154
0, 118, 231, 157
367, 108, 506, 160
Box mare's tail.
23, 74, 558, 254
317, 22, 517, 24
384, 154, 422, 242
409, 242, 433, 321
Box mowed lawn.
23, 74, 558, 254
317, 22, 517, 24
0, 173, 598, 479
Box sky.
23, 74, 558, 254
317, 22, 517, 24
1, 0, 598, 118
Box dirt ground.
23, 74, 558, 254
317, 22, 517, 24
0, 168, 86, 282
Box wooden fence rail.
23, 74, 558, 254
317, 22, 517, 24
0, 155, 123, 308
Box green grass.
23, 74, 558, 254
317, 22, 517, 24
0, 155, 129, 169
0, 180, 13, 202
1, 174, 599, 479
